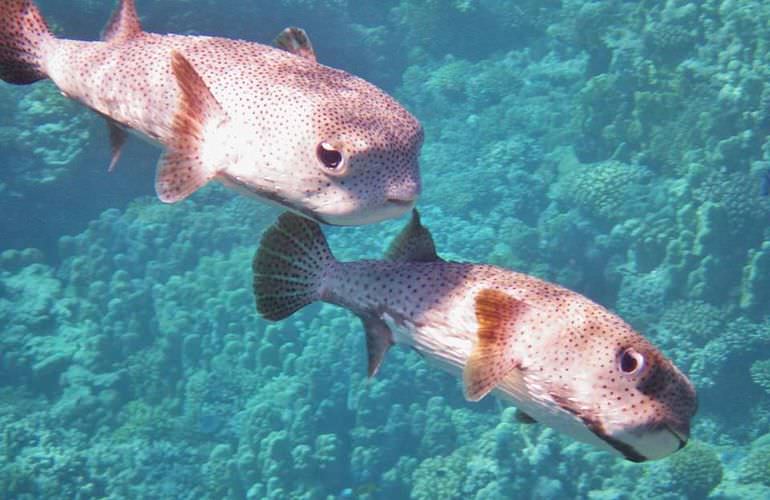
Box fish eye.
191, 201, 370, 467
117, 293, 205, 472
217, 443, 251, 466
316, 142, 344, 170
618, 348, 645, 375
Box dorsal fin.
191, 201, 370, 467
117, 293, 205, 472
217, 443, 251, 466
385, 209, 441, 262
463, 289, 527, 401
274, 27, 317, 62
102, 0, 143, 43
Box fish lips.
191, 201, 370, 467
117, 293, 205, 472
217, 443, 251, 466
586, 417, 690, 462
220, 172, 418, 225
550, 391, 690, 462
314, 196, 418, 226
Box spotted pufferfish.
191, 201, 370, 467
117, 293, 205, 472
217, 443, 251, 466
0, 0, 423, 225
252, 210, 698, 462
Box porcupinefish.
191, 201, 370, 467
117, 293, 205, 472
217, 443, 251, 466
252, 210, 697, 461
0, 0, 423, 225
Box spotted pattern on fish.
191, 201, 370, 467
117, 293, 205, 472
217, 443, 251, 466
252, 210, 697, 462
0, 0, 51, 83
0, 0, 423, 225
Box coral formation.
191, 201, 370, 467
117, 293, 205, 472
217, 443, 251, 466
665, 440, 723, 498
2, 0, 770, 497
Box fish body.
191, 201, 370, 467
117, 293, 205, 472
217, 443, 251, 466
252, 211, 697, 462
761, 169, 770, 197
0, 0, 422, 225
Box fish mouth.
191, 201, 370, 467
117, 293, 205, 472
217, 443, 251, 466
589, 422, 688, 462
387, 197, 417, 208
549, 391, 687, 462
386, 181, 420, 208
583, 417, 649, 463
666, 424, 688, 451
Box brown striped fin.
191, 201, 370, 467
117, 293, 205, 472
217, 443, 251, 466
252, 212, 334, 321
463, 289, 526, 401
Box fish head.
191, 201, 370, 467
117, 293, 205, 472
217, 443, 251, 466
538, 313, 697, 462
469, 287, 694, 461
220, 61, 423, 226
301, 71, 424, 225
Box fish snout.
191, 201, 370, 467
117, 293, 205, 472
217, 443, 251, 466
386, 179, 421, 207
665, 423, 689, 451
600, 419, 690, 462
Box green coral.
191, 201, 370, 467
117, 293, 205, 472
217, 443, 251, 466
554, 159, 651, 223
112, 400, 178, 442
739, 439, 770, 487
202, 444, 243, 499
694, 171, 769, 241
740, 241, 770, 316
661, 300, 725, 341
666, 441, 723, 498
411, 448, 469, 500
751, 359, 770, 395
0, 463, 36, 499
424, 57, 473, 101
10, 83, 93, 185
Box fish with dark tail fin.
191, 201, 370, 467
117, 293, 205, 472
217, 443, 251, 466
0, 0, 423, 225
251, 210, 697, 462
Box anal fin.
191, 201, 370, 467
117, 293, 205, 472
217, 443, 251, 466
360, 315, 394, 377
156, 51, 228, 203
106, 119, 127, 172
463, 289, 527, 401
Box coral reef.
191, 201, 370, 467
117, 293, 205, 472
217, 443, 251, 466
2, 0, 770, 497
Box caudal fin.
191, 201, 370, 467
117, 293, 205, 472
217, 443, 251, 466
252, 212, 335, 320
0, 0, 53, 84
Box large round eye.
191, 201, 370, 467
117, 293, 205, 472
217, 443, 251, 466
316, 142, 343, 170
618, 348, 645, 375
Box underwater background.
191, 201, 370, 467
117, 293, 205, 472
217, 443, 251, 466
1, 0, 770, 498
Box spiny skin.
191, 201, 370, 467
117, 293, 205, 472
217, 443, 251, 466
321, 261, 696, 461
252, 210, 697, 462
4, 1, 423, 225
253, 212, 696, 460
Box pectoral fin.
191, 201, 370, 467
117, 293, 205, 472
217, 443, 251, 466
359, 315, 394, 377
156, 51, 228, 203
463, 289, 527, 401
275, 27, 317, 62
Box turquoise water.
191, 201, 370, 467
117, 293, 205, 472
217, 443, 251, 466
1, 0, 769, 498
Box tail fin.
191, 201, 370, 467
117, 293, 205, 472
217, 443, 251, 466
0, 0, 53, 84
252, 212, 335, 320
